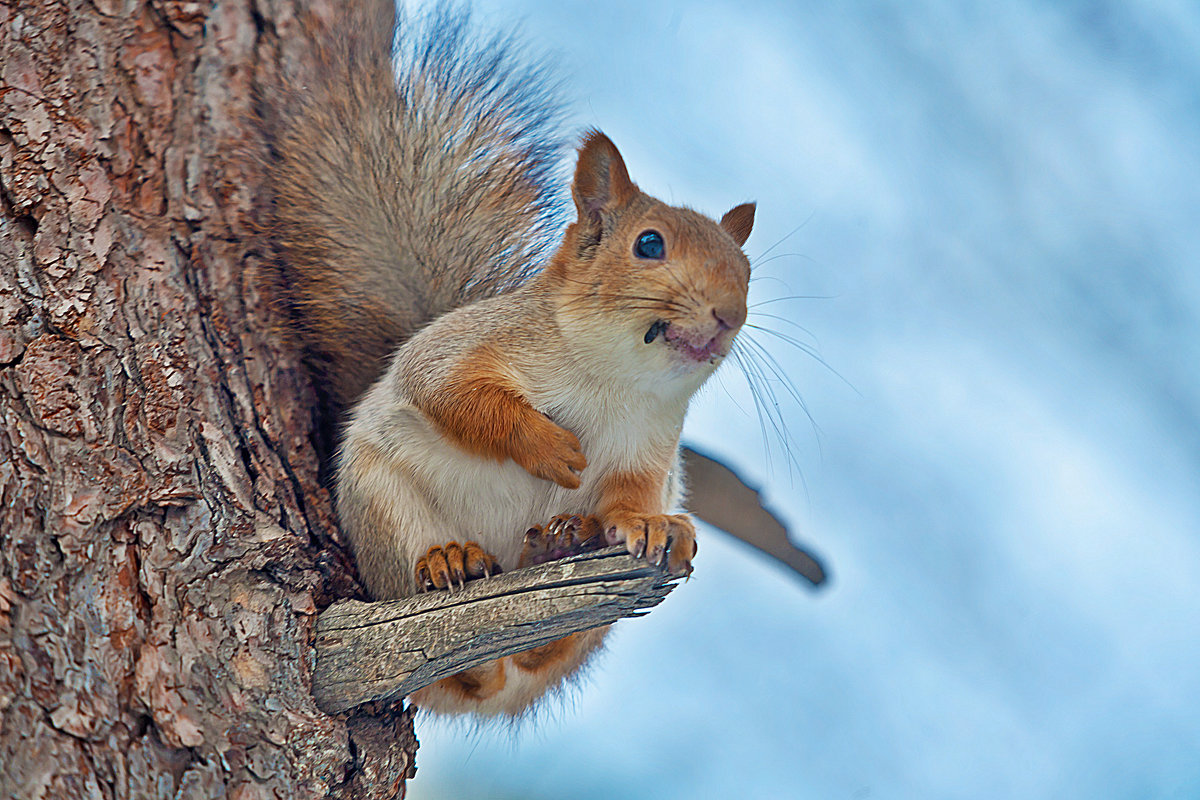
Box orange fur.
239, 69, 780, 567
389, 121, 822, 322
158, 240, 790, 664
511, 631, 596, 672
600, 471, 697, 575
412, 628, 608, 716
336, 130, 751, 716
274, 0, 758, 720
410, 527, 607, 714
598, 470, 666, 517
422, 346, 587, 489
413, 661, 508, 706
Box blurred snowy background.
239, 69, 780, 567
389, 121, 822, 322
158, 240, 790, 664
406, 1, 1200, 798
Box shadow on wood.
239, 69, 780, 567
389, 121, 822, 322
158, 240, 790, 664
312, 547, 678, 715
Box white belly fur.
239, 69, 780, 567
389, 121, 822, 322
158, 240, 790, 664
389, 402, 667, 570
339, 359, 690, 600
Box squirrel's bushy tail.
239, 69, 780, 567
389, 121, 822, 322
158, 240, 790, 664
266, 0, 566, 411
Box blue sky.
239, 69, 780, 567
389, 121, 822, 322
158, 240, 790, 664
406, 2, 1200, 797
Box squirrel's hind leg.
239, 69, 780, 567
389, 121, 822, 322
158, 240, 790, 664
410, 626, 609, 717
410, 514, 610, 717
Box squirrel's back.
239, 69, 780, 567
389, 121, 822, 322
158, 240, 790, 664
264, 0, 567, 412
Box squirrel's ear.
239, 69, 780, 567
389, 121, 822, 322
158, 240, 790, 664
572, 130, 637, 232
720, 202, 756, 247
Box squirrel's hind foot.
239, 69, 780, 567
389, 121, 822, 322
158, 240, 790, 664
415, 541, 501, 592
603, 513, 697, 576
520, 514, 605, 567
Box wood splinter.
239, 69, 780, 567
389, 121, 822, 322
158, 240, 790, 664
311, 546, 679, 715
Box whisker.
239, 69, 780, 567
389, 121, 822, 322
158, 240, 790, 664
749, 210, 815, 267
744, 314, 818, 339
743, 324, 859, 395
737, 335, 810, 415
749, 294, 835, 307
737, 330, 823, 467
751, 251, 819, 271
729, 348, 780, 469
612, 295, 689, 310
730, 340, 807, 480
738, 345, 823, 481
710, 360, 754, 421
658, 258, 707, 310
744, 323, 818, 352
748, 274, 797, 293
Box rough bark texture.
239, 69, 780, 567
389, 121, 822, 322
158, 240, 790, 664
0, 1, 416, 798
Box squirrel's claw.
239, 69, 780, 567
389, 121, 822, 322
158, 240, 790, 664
519, 514, 604, 567
604, 513, 696, 577
511, 416, 587, 489
415, 541, 502, 592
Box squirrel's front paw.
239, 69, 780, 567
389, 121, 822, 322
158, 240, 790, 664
520, 514, 605, 567
415, 541, 502, 592
603, 512, 697, 576
510, 416, 587, 489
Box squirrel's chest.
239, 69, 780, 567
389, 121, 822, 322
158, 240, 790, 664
533, 395, 681, 508
435, 395, 682, 551
547, 383, 682, 475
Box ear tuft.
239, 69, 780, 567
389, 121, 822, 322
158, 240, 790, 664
572, 130, 637, 227
720, 202, 756, 247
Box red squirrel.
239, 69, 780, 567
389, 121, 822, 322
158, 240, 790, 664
267, 1, 754, 716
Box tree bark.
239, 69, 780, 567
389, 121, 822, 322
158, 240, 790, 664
0, 1, 415, 797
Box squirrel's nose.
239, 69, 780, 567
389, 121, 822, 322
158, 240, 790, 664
711, 305, 746, 331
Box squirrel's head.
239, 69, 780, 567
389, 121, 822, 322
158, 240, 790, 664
548, 130, 754, 392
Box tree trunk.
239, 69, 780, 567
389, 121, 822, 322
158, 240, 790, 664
0, 1, 416, 797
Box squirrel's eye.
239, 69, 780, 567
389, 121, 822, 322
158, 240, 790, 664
634, 230, 665, 260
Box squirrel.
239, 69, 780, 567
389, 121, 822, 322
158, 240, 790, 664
266, 1, 755, 717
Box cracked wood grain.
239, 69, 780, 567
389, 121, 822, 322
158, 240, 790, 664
312, 547, 678, 714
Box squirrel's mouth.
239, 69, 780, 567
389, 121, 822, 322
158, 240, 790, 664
644, 319, 732, 363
